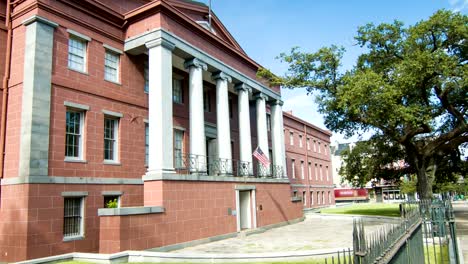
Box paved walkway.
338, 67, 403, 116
173, 214, 398, 254
453, 203, 468, 261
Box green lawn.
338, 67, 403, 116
320, 203, 401, 217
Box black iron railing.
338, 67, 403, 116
174, 152, 285, 178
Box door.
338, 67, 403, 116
239, 190, 252, 230
206, 138, 217, 175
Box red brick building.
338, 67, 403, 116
283, 112, 334, 209
0, 0, 332, 262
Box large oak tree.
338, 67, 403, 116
259, 10, 467, 199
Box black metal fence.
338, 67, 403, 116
321, 199, 459, 264
174, 152, 285, 178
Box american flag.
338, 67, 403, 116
253, 146, 270, 167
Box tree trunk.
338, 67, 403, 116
416, 157, 437, 200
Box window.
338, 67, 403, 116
307, 138, 310, 150
63, 197, 84, 238
144, 60, 149, 93
317, 192, 320, 205
290, 132, 294, 145
104, 117, 119, 161
310, 191, 314, 205
104, 195, 120, 208
293, 190, 297, 197
174, 129, 184, 168
313, 140, 317, 152
303, 191, 306, 206
322, 191, 325, 204
229, 98, 233, 118
326, 166, 329, 181
291, 159, 296, 178
324, 144, 328, 155
320, 164, 323, 181
318, 142, 321, 153
68, 37, 87, 72
203, 90, 211, 112
299, 135, 303, 148
65, 110, 84, 159
266, 114, 271, 131
173, 78, 183, 103
145, 123, 149, 166
300, 161, 304, 179
328, 191, 332, 204
315, 163, 318, 180
104, 50, 120, 82
308, 162, 312, 180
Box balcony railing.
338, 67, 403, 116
174, 153, 285, 178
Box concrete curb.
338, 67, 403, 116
15, 248, 352, 264
310, 213, 401, 222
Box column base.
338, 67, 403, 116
143, 169, 176, 181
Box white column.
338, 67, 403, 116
184, 58, 208, 174
235, 83, 253, 176
271, 100, 286, 178
145, 38, 176, 177
212, 72, 232, 175
255, 93, 270, 176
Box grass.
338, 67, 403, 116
320, 203, 401, 217
425, 244, 450, 264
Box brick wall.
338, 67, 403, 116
100, 181, 301, 254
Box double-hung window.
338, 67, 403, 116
173, 78, 183, 103
266, 114, 271, 132
145, 123, 149, 166
68, 37, 87, 72
104, 117, 119, 162
300, 161, 304, 179
291, 159, 296, 178
63, 197, 84, 239
299, 135, 303, 148
65, 110, 84, 159
174, 129, 184, 168
67, 29, 90, 73
290, 132, 294, 145
104, 48, 120, 83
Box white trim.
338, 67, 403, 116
64, 101, 89, 111
103, 44, 123, 54
252, 189, 257, 229
235, 190, 240, 232
67, 29, 91, 42
102, 109, 123, 118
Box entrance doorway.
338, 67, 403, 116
239, 190, 252, 230
206, 138, 217, 175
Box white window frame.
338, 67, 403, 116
315, 163, 318, 180
174, 129, 184, 168
104, 48, 121, 83
65, 109, 85, 161
104, 116, 119, 162
290, 132, 294, 146
68, 37, 87, 73
299, 135, 303, 148
300, 161, 304, 179
291, 159, 296, 178
173, 77, 183, 104
63, 196, 85, 240
145, 123, 149, 166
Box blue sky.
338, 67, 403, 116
204, 0, 467, 144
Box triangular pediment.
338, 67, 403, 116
165, 0, 247, 55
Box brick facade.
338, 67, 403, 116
0, 0, 329, 262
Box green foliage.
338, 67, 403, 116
259, 10, 468, 199
321, 203, 401, 217
106, 198, 118, 208
400, 177, 417, 194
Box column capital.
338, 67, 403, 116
145, 38, 176, 51
254, 93, 269, 101
184, 58, 208, 71
235, 83, 252, 93
212, 71, 232, 83
271, 99, 284, 106
22, 15, 59, 28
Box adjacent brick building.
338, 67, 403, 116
0, 0, 333, 262
283, 111, 334, 209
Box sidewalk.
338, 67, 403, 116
452, 203, 468, 261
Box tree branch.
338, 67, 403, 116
434, 85, 466, 124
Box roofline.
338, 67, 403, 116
124, 0, 264, 71
283, 111, 333, 137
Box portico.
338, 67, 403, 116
127, 29, 286, 179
